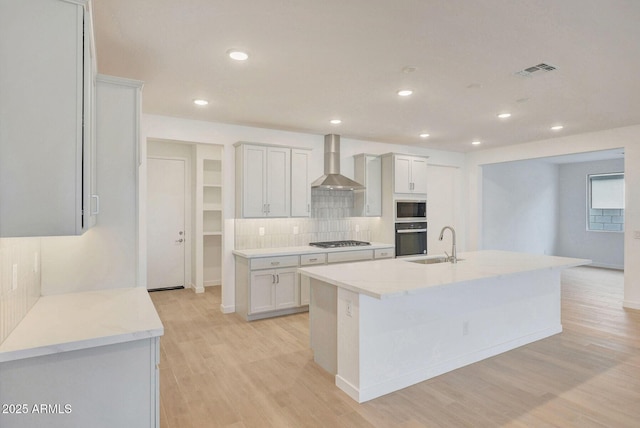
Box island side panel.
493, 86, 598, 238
354, 269, 562, 402
335, 287, 361, 402
309, 278, 338, 374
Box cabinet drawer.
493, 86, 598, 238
374, 248, 394, 259
327, 250, 374, 264
300, 253, 326, 266
250, 255, 299, 270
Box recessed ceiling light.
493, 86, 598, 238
397, 89, 413, 97
551, 125, 564, 131
419, 133, 430, 138
472, 140, 481, 145
330, 119, 342, 125
193, 99, 209, 106
227, 49, 249, 61
497, 113, 512, 119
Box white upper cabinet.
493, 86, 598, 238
354, 154, 382, 216
291, 149, 312, 217
393, 155, 428, 194
236, 143, 291, 218
0, 0, 96, 236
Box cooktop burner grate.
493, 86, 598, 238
309, 240, 371, 248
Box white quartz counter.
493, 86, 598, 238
232, 242, 393, 258
0, 287, 164, 363
298, 250, 591, 299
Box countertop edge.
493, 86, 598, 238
233, 242, 394, 258
0, 287, 164, 363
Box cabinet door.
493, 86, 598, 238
299, 274, 310, 305
243, 146, 267, 217
365, 156, 382, 216
0, 0, 88, 236
291, 149, 311, 217
394, 156, 412, 193
275, 268, 298, 309
411, 157, 429, 194
250, 271, 276, 313
266, 147, 291, 217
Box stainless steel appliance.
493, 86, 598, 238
310, 134, 365, 190
309, 240, 371, 248
395, 200, 427, 221
395, 222, 427, 257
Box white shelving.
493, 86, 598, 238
196, 148, 224, 292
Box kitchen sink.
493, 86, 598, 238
407, 256, 464, 264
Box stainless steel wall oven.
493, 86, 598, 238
395, 222, 427, 257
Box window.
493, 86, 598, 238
587, 173, 624, 231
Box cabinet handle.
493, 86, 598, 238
307, 203, 310, 213
276, 274, 280, 283
263, 204, 267, 213
272, 274, 276, 283
91, 195, 100, 215
309, 258, 317, 262
271, 261, 280, 266
267, 203, 270, 214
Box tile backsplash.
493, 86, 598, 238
0, 238, 41, 344
235, 189, 380, 249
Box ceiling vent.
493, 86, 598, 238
514, 63, 557, 77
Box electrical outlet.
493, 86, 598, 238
462, 320, 470, 336
12, 264, 18, 291
355, 224, 360, 232
346, 300, 353, 317
293, 226, 299, 235
634, 230, 640, 240
259, 227, 265, 236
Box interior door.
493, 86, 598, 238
147, 157, 186, 290
426, 165, 462, 255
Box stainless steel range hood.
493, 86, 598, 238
311, 134, 365, 190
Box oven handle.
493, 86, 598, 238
396, 228, 427, 233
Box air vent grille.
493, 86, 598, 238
515, 63, 557, 77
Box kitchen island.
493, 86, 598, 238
298, 250, 590, 403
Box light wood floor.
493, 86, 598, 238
150, 267, 640, 427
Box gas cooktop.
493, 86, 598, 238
309, 240, 371, 248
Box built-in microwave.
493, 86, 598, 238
395, 200, 427, 221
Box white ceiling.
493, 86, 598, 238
92, 0, 640, 152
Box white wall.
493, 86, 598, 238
482, 160, 559, 255
141, 114, 466, 313
557, 158, 624, 269
466, 124, 640, 309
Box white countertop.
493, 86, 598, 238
0, 287, 164, 363
232, 242, 394, 258
298, 250, 591, 299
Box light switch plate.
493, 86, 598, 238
293, 226, 299, 234
634, 231, 640, 240
12, 264, 18, 291
259, 227, 265, 236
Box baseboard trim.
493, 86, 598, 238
220, 303, 235, 314
623, 299, 640, 310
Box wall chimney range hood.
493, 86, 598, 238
311, 134, 365, 190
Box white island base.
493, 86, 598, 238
304, 251, 589, 403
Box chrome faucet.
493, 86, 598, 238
438, 226, 457, 263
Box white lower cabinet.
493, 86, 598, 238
234, 246, 393, 321
250, 267, 298, 314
